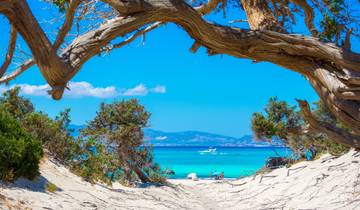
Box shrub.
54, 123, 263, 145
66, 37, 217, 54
0, 110, 43, 181
252, 97, 349, 159
0, 87, 34, 120
78, 99, 165, 184
22, 110, 76, 163
70, 138, 117, 185
45, 182, 58, 193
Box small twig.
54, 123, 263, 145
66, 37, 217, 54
259, 175, 277, 183
189, 41, 201, 53
102, 22, 162, 53
229, 19, 248, 24
315, 173, 329, 185
328, 162, 345, 171
0, 25, 17, 77
287, 166, 307, 176
343, 28, 353, 51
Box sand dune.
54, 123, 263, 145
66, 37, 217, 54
1, 150, 360, 210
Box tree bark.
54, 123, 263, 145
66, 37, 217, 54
1, 0, 69, 99
59, 0, 360, 139
1, 0, 359, 147
297, 99, 360, 148
126, 160, 151, 183
240, 0, 279, 31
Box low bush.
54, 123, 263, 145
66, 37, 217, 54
45, 182, 58, 193
22, 110, 76, 163
0, 110, 43, 181
252, 97, 350, 160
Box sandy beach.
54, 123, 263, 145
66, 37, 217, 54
1, 150, 360, 210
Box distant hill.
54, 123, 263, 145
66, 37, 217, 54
69, 125, 283, 147
144, 129, 284, 147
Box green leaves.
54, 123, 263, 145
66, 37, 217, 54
22, 110, 76, 163
47, 0, 70, 12
251, 98, 349, 159
80, 99, 164, 184
0, 86, 34, 120
318, 0, 349, 44
0, 87, 75, 181
251, 97, 301, 141
0, 110, 43, 182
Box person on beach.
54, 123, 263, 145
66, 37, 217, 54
212, 171, 220, 180
220, 172, 224, 180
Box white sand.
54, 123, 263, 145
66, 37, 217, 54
1, 150, 360, 210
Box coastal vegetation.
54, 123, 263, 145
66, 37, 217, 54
252, 97, 349, 160
76, 99, 165, 185
0, 109, 43, 181
0, 87, 164, 185
0, 0, 359, 150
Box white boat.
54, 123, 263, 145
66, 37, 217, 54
199, 147, 217, 154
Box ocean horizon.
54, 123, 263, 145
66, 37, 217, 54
153, 146, 292, 179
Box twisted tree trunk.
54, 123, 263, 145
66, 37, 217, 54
1, 0, 69, 99
0, 0, 359, 147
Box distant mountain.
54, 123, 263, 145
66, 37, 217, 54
144, 129, 284, 147
69, 125, 283, 147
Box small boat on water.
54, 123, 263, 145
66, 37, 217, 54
199, 147, 217, 154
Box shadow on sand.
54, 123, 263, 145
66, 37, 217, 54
0, 175, 63, 193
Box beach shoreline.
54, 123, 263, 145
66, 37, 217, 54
1, 150, 360, 209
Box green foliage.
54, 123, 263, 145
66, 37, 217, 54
0, 87, 78, 183
318, 0, 352, 44
22, 110, 76, 163
251, 97, 302, 141
0, 110, 43, 181
0, 87, 164, 185
45, 182, 59, 193
70, 137, 117, 185
251, 97, 349, 159
80, 99, 164, 184
0, 87, 34, 120
47, 0, 70, 12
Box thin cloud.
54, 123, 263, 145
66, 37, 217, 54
122, 84, 167, 96
66, 81, 117, 98
122, 84, 149, 96
151, 85, 166, 94
0, 82, 166, 98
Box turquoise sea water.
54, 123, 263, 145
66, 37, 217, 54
153, 147, 292, 179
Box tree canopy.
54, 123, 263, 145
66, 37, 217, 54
0, 0, 359, 147
0, 87, 164, 184
0, 109, 43, 182
82, 99, 163, 184
252, 97, 349, 158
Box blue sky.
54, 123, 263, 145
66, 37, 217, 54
1, 1, 358, 137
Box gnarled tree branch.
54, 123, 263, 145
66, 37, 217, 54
0, 0, 359, 147
53, 0, 82, 50
0, 0, 81, 86
290, 0, 319, 36
297, 99, 360, 148
1, 0, 69, 99
0, 25, 17, 78
195, 0, 223, 15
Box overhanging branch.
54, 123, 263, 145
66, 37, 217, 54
290, 0, 319, 36
0, 25, 17, 78
297, 99, 360, 148
0, 0, 81, 86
